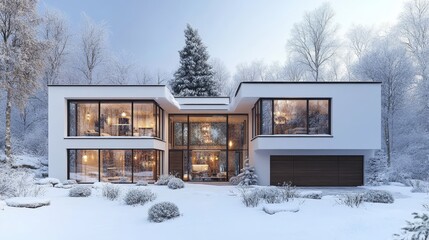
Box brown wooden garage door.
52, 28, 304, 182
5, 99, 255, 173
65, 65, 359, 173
270, 155, 363, 186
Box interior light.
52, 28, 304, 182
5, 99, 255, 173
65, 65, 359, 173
121, 112, 127, 117
229, 140, 233, 148
82, 155, 88, 163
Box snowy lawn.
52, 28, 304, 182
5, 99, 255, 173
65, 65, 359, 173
0, 183, 428, 240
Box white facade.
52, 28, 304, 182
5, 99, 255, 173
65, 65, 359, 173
48, 82, 381, 185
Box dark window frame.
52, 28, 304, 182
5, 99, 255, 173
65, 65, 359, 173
67, 148, 163, 184
252, 98, 331, 136
67, 100, 164, 140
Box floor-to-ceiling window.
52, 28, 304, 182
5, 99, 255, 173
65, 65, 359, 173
68, 149, 162, 183
68, 100, 163, 139
169, 114, 248, 182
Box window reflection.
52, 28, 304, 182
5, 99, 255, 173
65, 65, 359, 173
100, 150, 132, 182
309, 100, 329, 134
100, 103, 132, 136
133, 150, 158, 182
274, 100, 307, 134
133, 103, 155, 137
68, 150, 99, 182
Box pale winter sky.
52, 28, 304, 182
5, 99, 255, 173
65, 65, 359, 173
39, 0, 405, 76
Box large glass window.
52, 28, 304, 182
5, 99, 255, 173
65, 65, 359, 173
100, 103, 132, 136
68, 150, 99, 182
101, 150, 132, 182
274, 100, 307, 134
68, 101, 163, 139
133, 150, 159, 182
309, 100, 330, 134
169, 114, 248, 182
252, 99, 331, 136
68, 149, 162, 183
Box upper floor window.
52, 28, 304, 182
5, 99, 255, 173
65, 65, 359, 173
252, 98, 330, 137
68, 100, 164, 139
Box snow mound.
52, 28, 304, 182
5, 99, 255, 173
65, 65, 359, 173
136, 181, 148, 186
5, 197, 50, 208
36, 178, 60, 186
0, 201, 5, 210
262, 202, 301, 215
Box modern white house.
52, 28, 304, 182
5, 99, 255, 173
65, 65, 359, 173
48, 81, 381, 186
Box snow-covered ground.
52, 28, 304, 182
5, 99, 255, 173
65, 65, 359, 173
0, 183, 427, 240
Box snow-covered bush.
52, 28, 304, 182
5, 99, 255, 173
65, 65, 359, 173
366, 150, 388, 186
154, 175, 175, 185
409, 180, 429, 193
136, 181, 148, 186
238, 188, 261, 207
363, 190, 394, 204
92, 182, 110, 189
124, 188, 156, 206
102, 184, 121, 201
62, 180, 77, 185
167, 178, 184, 189
257, 187, 284, 204
337, 193, 364, 208
394, 212, 429, 240
148, 202, 180, 223
279, 182, 298, 202
69, 185, 92, 197
0, 168, 44, 199
236, 159, 258, 186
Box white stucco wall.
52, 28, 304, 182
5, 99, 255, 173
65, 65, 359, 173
49, 82, 381, 184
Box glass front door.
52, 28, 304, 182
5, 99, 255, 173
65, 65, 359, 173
189, 150, 227, 181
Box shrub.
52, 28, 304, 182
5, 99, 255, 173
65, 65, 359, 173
257, 187, 284, 204
62, 180, 77, 185
394, 212, 429, 240
148, 202, 180, 222
238, 188, 261, 207
0, 168, 44, 199
409, 180, 429, 193
69, 185, 92, 197
337, 193, 364, 208
155, 175, 175, 185
124, 188, 156, 206
363, 190, 394, 204
279, 182, 298, 202
167, 178, 184, 189
102, 184, 121, 201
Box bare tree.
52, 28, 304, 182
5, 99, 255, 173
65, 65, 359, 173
283, 59, 306, 81
78, 15, 107, 85
234, 60, 267, 82
288, 3, 339, 81
106, 56, 133, 85
354, 37, 414, 166
347, 25, 374, 60
399, 0, 429, 131
135, 67, 153, 85
42, 10, 70, 86
210, 58, 232, 95
0, 0, 45, 164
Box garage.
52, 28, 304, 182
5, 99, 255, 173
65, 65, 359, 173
270, 155, 363, 186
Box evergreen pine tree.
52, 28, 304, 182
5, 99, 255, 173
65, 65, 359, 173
237, 159, 258, 186
171, 24, 219, 96
367, 150, 388, 185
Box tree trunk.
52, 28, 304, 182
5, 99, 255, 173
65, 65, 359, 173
5, 88, 12, 166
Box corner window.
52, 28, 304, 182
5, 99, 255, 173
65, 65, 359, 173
252, 98, 331, 136
68, 100, 164, 139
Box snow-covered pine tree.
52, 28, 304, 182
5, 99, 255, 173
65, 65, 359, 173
170, 24, 219, 96
367, 150, 388, 186
237, 159, 258, 186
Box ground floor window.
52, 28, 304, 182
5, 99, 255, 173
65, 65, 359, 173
68, 149, 162, 183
